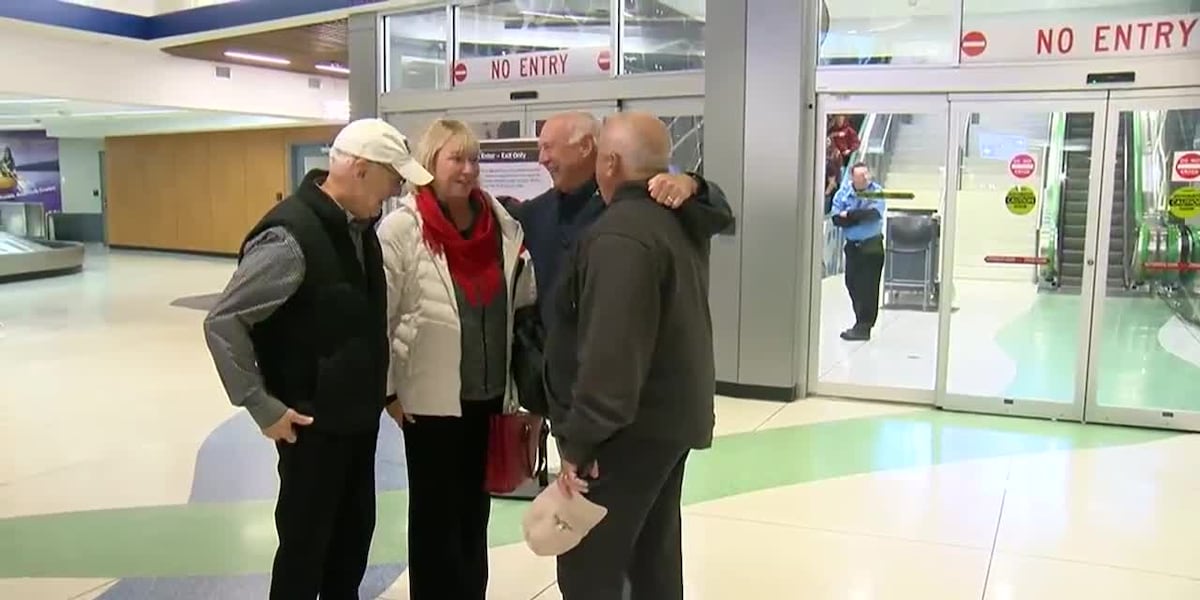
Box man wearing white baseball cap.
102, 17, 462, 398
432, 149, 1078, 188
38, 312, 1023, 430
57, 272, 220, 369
204, 118, 431, 599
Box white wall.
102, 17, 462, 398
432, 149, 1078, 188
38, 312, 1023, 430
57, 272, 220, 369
156, 0, 238, 12
0, 22, 348, 121
57, 138, 104, 214
59, 0, 238, 15
60, 0, 161, 15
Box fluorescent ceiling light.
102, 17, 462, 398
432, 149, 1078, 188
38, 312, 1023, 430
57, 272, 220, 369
315, 63, 351, 75
71, 109, 183, 118
224, 50, 291, 66
0, 98, 66, 105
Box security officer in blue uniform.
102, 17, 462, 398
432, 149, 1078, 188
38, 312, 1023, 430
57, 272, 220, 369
831, 162, 886, 341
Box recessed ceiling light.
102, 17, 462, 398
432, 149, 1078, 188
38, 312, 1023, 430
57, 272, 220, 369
315, 63, 351, 75
224, 50, 291, 66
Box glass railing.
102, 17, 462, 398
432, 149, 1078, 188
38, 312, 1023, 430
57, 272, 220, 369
1038, 113, 1065, 283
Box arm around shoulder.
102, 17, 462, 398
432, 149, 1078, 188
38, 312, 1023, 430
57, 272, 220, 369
681, 174, 735, 236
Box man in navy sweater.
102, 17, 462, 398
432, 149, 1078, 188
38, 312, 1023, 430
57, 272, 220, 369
505, 111, 732, 332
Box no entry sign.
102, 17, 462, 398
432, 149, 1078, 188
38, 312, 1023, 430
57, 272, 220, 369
960, 14, 1199, 63
961, 31, 988, 57
1173, 151, 1200, 182
1009, 153, 1036, 179
596, 50, 611, 72
452, 47, 611, 88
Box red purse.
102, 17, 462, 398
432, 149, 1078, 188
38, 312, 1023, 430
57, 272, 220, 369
485, 412, 547, 494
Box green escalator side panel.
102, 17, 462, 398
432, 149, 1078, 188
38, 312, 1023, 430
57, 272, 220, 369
1130, 113, 1145, 221
1042, 113, 1066, 280
1184, 226, 1199, 287
1125, 114, 1147, 281
1162, 225, 1182, 286
1135, 223, 1151, 282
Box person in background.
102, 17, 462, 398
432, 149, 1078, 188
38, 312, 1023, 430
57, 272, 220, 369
824, 137, 842, 215
831, 162, 885, 341
203, 118, 431, 599
504, 111, 733, 333
545, 111, 723, 600
375, 118, 536, 600
828, 114, 861, 168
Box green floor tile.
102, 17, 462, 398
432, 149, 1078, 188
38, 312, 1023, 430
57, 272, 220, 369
0, 410, 1173, 579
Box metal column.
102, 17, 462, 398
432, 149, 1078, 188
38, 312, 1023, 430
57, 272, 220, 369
706, 0, 820, 400
348, 12, 381, 120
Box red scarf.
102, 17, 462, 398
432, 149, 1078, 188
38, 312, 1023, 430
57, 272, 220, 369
416, 186, 503, 307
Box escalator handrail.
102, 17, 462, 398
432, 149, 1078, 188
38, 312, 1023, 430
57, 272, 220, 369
839, 113, 878, 190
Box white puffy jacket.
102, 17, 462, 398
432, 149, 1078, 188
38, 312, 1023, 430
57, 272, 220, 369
377, 193, 537, 417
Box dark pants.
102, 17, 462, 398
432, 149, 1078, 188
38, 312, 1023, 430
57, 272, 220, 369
557, 436, 691, 600
402, 402, 496, 600
270, 428, 378, 600
844, 236, 884, 331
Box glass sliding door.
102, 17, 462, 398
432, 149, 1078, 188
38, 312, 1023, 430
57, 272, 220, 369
526, 102, 617, 138
938, 93, 1108, 421
808, 95, 950, 403
1084, 89, 1200, 432
621, 98, 704, 175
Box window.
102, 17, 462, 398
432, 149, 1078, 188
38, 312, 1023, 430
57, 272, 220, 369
621, 0, 705, 74
624, 100, 704, 174
662, 114, 704, 175
819, 0, 958, 66
383, 9, 450, 91
455, 1, 612, 60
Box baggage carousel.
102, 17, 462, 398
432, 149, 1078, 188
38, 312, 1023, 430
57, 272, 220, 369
0, 232, 85, 282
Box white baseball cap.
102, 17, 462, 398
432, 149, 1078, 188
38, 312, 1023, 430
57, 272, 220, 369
522, 483, 608, 556
331, 118, 433, 186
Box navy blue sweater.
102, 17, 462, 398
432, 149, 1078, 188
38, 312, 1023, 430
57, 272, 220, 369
505, 175, 731, 333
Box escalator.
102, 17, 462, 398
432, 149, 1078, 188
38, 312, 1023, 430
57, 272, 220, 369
1158, 109, 1199, 325
1055, 113, 1133, 290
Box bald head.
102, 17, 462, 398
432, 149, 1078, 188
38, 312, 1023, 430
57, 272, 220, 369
595, 112, 672, 203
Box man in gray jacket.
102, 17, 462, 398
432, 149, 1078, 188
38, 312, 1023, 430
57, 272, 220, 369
545, 112, 725, 600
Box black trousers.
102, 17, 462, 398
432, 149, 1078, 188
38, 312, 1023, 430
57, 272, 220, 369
557, 436, 691, 600
270, 427, 378, 600
402, 403, 496, 600
844, 236, 885, 330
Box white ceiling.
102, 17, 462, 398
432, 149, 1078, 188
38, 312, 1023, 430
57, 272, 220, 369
0, 93, 322, 138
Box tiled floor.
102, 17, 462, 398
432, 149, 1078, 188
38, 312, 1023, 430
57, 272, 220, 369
2, 248, 1200, 599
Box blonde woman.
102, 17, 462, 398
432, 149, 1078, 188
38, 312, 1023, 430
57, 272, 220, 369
376, 119, 536, 600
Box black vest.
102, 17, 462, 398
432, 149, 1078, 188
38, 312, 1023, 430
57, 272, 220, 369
240, 171, 388, 434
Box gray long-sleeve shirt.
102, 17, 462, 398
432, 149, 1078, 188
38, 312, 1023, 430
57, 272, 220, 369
203, 220, 367, 428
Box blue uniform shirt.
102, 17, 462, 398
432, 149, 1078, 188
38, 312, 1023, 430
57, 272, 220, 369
831, 181, 885, 241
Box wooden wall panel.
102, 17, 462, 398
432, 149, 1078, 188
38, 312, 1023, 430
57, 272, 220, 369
102, 125, 339, 254
174, 135, 212, 251
103, 137, 142, 246
243, 129, 287, 228
208, 131, 249, 254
